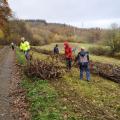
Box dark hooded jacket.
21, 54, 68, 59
75, 51, 89, 63
54, 46, 59, 54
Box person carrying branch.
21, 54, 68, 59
75, 47, 90, 81
64, 41, 73, 70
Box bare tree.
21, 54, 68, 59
106, 23, 120, 53
0, 0, 11, 29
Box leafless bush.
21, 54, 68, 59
25, 59, 65, 80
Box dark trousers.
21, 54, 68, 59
25, 49, 30, 60
79, 62, 90, 81
66, 58, 72, 70
12, 46, 14, 50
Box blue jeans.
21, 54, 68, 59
79, 62, 90, 81
25, 50, 30, 60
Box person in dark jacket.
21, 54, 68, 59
11, 42, 15, 51
54, 44, 59, 55
64, 42, 73, 70
75, 47, 90, 81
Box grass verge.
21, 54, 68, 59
16, 49, 120, 120
21, 79, 64, 120
31, 51, 120, 119
16, 49, 26, 65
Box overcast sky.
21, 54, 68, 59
8, 0, 120, 28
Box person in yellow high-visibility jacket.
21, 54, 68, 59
24, 40, 30, 51
20, 37, 25, 51
20, 37, 31, 60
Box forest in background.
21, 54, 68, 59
0, 0, 120, 55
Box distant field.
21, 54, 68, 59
34, 43, 120, 65
91, 54, 120, 65
39, 42, 100, 52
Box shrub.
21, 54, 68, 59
89, 46, 112, 56
105, 24, 120, 54
114, 52, 120, 59
25, 59, 64, 80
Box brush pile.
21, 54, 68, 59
32, 47, 120, 83
25, 59, 64, 80
90, 61, 120, 83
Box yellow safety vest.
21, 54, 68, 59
24, 41, 30, 51
20, 41, 30, 51
20, 42, 25, 51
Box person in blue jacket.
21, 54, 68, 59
75, 47, 90, 81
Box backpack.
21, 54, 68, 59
79, 52, 88, 63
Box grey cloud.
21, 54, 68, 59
9, 0, 120, 28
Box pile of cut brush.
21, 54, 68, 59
90, 61, 120, 83
25, 59, 64, 80
32, 47, 120, 83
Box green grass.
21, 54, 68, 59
31, 51, 66, 67
16, 49, 26, 65
21, 78, 89, 120
35, 43, 120, 65
21, 79, 63, 120
17, 50, 79, 120
16, 50, 63, 120
91, 54, 120, 65
63, 69, 120, 111
31, 51, 120, 119
16, 48, 120, 120
31, 51, 48, 60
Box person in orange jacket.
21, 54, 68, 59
64, 41, 73, 70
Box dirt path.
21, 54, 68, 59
0, 46, 14, 120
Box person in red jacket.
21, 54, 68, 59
64, 42, 72, 70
